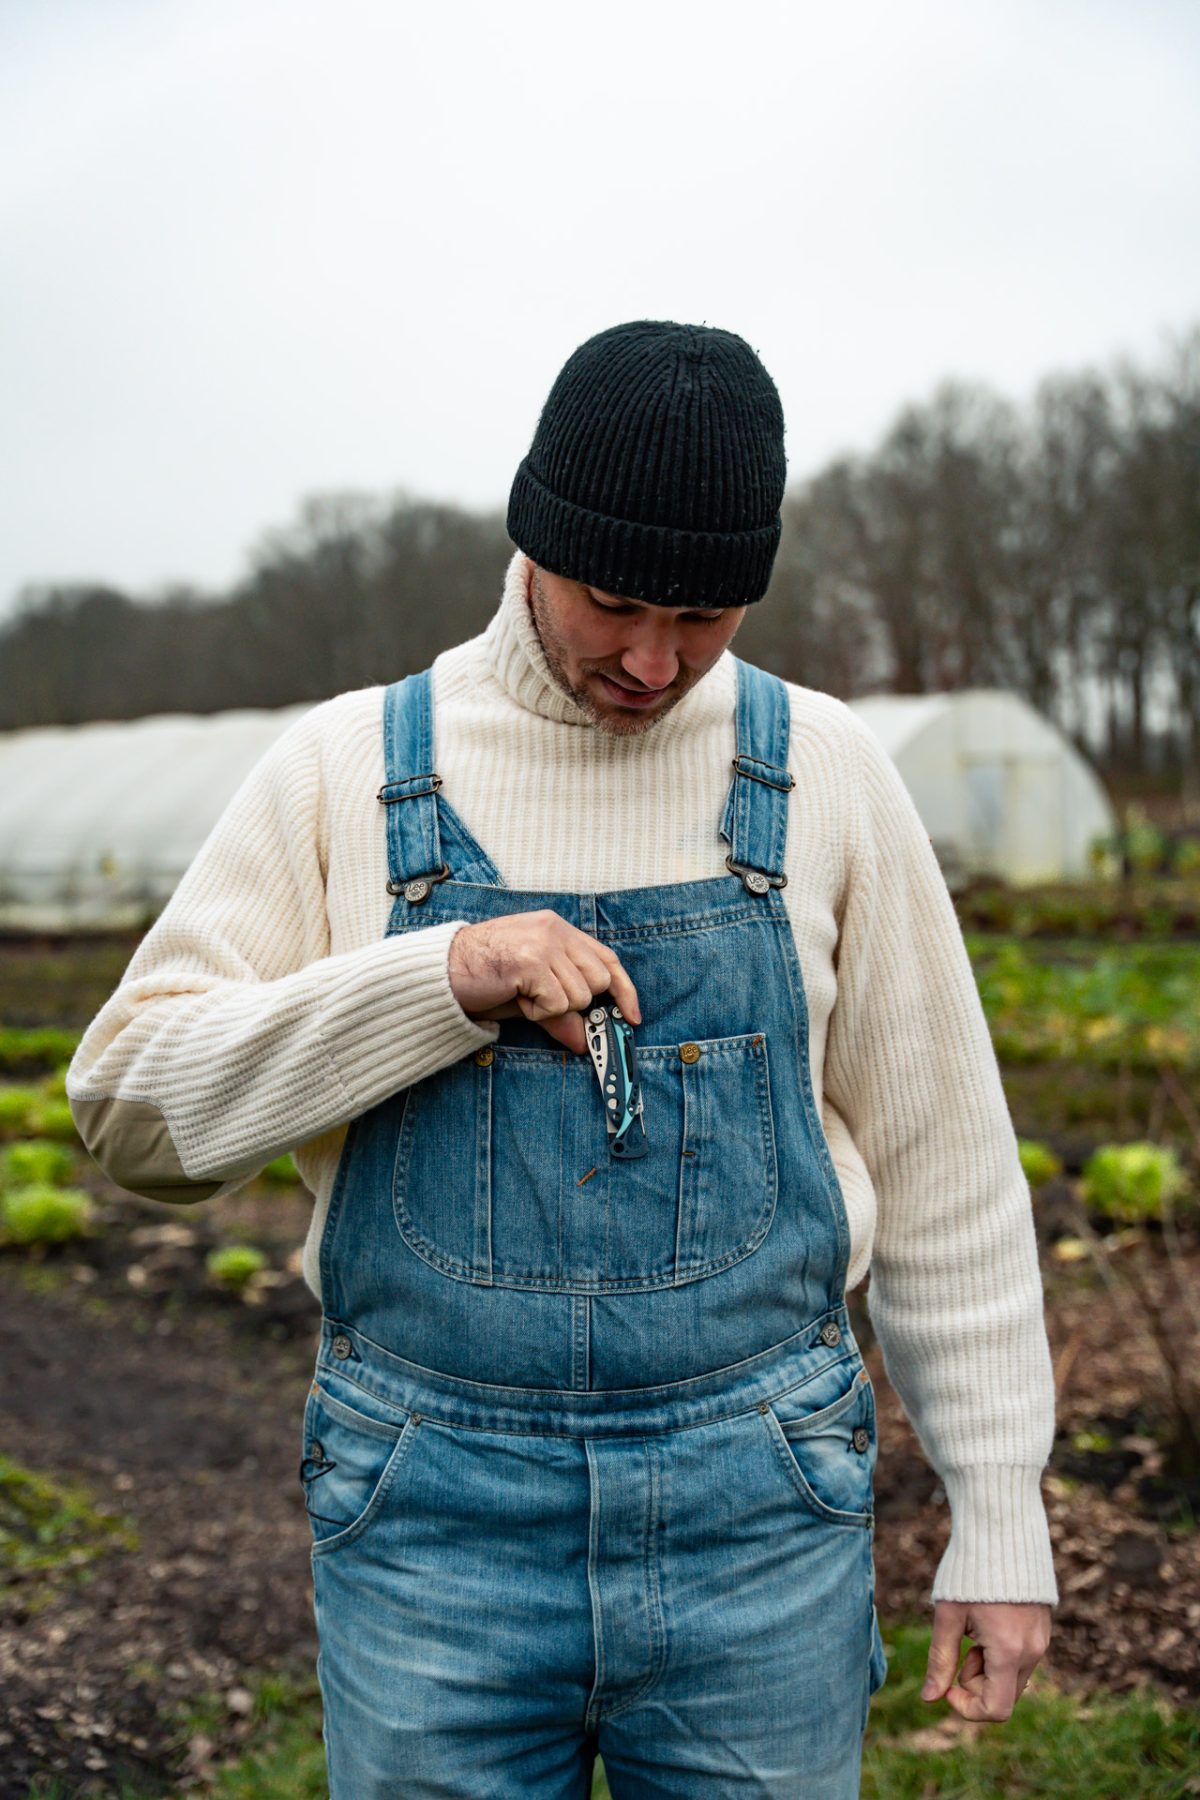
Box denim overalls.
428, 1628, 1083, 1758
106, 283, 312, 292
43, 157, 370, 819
300, 657, 889, 1798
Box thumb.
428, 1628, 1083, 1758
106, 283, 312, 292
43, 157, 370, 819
922, 1603, 967, 1701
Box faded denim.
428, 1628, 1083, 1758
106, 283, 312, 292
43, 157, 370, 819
300, 658, 889, 1797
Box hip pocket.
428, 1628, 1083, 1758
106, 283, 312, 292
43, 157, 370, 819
392, 1029, 778, 1292
761, 1357, 877, 1526
298, 1375, 420, 1558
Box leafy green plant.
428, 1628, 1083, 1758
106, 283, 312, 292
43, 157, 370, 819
1080, 1142, 1190, 1224
0, 1183, 93, 1245
0, 1027, 81, 1076
262, 1153, 302, 1185
0, 1139, 75, 1189
0, 1085, 43, 1136
32, 1096, 77, 1141
1174, 838, 1200, 877
1019, 1139, 1062, 1188
206, 1244, 268, 1290
1124, 820, 1168, 875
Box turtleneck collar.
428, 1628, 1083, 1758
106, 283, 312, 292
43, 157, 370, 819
477, 547, 737, 736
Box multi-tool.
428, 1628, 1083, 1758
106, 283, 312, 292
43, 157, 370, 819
584, 999, 649, 1158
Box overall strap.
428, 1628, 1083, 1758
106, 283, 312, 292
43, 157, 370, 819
719, 658, 794, 894
378, 669, 447, 896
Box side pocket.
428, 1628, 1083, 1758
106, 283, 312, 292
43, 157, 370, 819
299, 1379, 420, 1558
761, 1360, 876, 1526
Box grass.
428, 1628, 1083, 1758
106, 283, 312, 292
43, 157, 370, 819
860, 1620, 1200, 1798
0, 1453, 138, 1613
59, 1621, 1188, 1800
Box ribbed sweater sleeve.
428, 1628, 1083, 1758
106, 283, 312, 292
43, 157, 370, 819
824, 714, 1059, 1605
65, 698, 499, 1199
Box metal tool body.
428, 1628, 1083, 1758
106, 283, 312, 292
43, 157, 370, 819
584, 1000, 649, 1158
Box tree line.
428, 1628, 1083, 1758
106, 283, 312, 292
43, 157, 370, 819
3, 328, 1197, 784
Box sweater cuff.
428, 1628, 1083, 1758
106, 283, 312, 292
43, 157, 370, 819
322, 919, 500, 1111
929, 1465, 1059, 1606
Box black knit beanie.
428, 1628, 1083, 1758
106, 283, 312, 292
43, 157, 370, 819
507, 319, 786, 607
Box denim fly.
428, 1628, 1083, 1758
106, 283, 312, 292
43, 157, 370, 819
301, 657, 889, 1797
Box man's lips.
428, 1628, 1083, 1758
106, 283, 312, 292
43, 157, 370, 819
596, 672, 671, 708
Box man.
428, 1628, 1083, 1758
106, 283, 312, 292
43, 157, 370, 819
67, 320, 1057, 1798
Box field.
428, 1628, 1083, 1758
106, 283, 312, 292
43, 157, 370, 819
1, 881, 1199, 1798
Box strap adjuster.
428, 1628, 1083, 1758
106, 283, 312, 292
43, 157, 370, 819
730, 755, 795, 792
725, 854, 787, 895
377, 772, 443, 804
386, 862, 451, 899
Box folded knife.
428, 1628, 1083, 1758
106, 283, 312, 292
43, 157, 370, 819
585, 1000, 649, 1158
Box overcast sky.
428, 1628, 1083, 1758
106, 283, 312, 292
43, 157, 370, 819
2, 0, 1198, 619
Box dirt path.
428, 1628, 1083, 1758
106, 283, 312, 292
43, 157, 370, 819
0, 1264, 320, 1798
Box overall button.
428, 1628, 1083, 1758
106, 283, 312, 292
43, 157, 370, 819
745, 870, 770, 895
853, 1426, 871, 1453
331, 1333, 353, 1360
308, 1439, 325, 1460
819, 1320, 842, 1347
679, 1042, 702, 1064
474, 1046, 494, 1066
404, 878, 431, 904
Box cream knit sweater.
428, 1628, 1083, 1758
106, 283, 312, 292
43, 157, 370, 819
67, 548, 1059, 1606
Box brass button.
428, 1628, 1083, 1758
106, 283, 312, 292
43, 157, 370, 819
852, 1426, 870, 1453
679, 1042, 702, 1064
474, 1046, 494, 1067
819, 1320, 842, 1347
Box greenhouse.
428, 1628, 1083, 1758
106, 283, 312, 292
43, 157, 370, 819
0, 687, 1115, 932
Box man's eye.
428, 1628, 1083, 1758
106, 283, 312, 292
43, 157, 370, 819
591, 593, 722, 623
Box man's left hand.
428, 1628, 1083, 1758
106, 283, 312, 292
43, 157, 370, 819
921, 1600, 1052, 1722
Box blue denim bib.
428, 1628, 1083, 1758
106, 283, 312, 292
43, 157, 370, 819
318, 656, 854, 1392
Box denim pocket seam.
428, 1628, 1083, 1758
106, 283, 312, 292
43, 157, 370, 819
304, 1405, 420, 1560
393, 1028, 779, 1294
760, 1400, 874, 1528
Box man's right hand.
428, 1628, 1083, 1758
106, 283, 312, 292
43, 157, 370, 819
447, 911, 641, 1056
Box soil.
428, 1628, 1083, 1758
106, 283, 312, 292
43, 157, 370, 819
1, 1180, 1198, 1799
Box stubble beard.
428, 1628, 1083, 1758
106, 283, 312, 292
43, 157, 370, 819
527, 566, 703, 738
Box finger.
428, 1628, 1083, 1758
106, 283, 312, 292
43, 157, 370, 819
592, 942, 641, 1023
552, 954, 600, 1017
539, 1011, 587, 1055
921, 1605, 968, 1701
945, 1645, 1018, 1724
517, 969, 571, 1022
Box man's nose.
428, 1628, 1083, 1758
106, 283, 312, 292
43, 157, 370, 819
620, 640, 679, 690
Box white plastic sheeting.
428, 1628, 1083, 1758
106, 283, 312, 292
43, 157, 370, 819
0, 687, 1116, 931
0, 705, 313, 931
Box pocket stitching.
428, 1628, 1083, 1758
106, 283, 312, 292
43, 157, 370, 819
761, 1391, 875, 1527
304, 1405, 419, 1560
393, 1030, 780, 1293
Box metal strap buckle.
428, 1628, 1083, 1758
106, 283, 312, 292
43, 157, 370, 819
730, 755, 796, 792
377, 772, 444, 804
725, 854, 787, 895
386, 862, 452, 899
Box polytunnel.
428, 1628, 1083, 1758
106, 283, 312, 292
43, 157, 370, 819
849, 687, 1116, 886
0, 686, 1116, 932
0, 705, 312, 932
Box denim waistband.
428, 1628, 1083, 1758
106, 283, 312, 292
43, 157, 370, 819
314, 1305, 863, 1438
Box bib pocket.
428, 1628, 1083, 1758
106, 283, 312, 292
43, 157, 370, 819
392, 1029, 778, 1292
762, 1358, 877, 1526
299, 1376, 420, 1558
